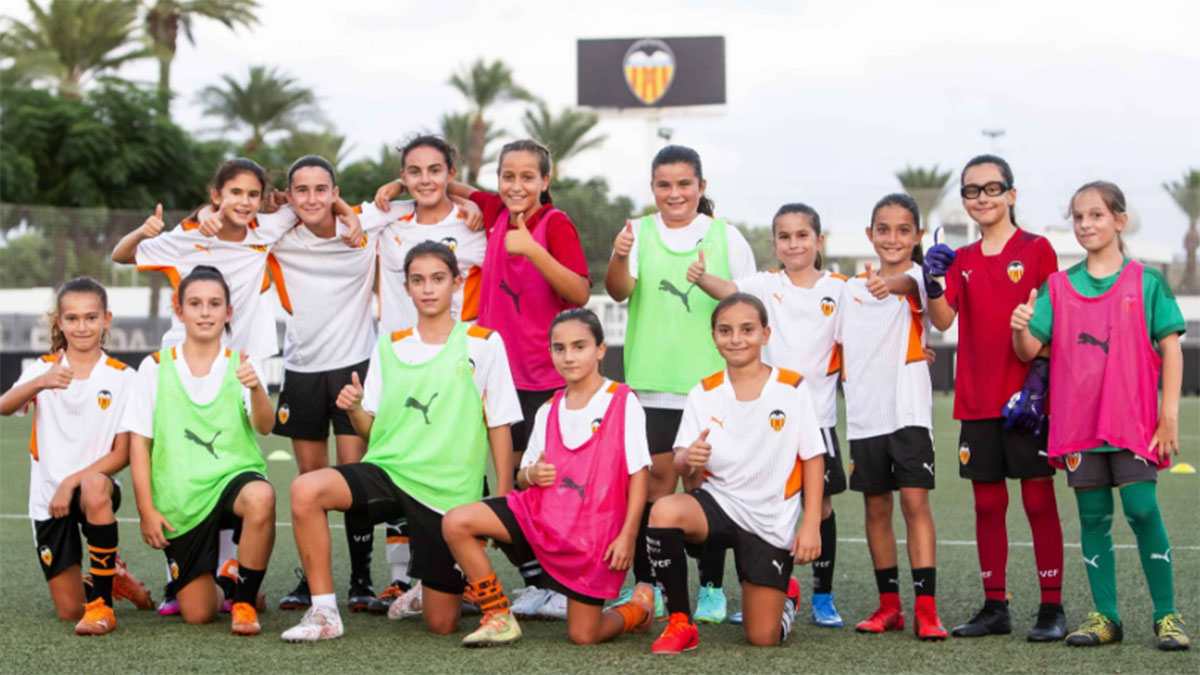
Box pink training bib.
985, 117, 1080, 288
477, 208, 570, 391
505, 383, 633, 599
1047, 261, 1166, 468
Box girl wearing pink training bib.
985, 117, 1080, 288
1013, 181, 1188, 651
442, 308, 651, 647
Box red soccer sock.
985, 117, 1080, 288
972, 480, 1009, 602
879, 592, 901, 611
1021, 478, 1063, 605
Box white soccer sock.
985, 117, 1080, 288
311, 593, 338, 610
218, 529, 236, 565
387, 540, 411, 585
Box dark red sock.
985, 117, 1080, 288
1021, 479, 1063, 605
972, 480, 1008, 602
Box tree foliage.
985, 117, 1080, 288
522, 103, 606, 181
548, 177, 635, 286
144, 0, 260, 113
1164, 168, 1200, 293
447, 59, 534, 184
895, 165, 953, 229
197, 65, 322, 153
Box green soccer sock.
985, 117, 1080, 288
1075, 487, 1119, 624
1119, 480, 1176, 622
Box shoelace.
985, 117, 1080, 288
1079, 612, 1110, 634
1159, 614, 1185, 634
376, 586, 403, 600
662, 614, 692, 637
479, 611, 509, 631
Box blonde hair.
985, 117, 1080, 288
1070, 180, 1129, 257
48, 278, 109, 353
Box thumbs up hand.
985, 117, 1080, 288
141, 204, 165, 239
1010, 288, 1038, 332
528, 451, 556, 487
336, 371, 365, 411
40, 350, 74, 391
687, 428, 713, 468
686, 248, 707, 284
504, 212, 536, 258
199, 200, 227, 238
235, 351, 261, 390
865, 262, 888, 300
612, 220, 635, 259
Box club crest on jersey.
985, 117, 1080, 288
959, 443, 970, 465
97, 389, 113, 410
169, 560, 180, 580
39, 545, 52, 566
591, 418, 602, 434
1066, 453, 1082, 472
623, 39, 675, 105
820, 296, 836, 316
468, 358, 476, 375
277, 404, 290, 425
1007, 261, 1025, 283
440, 236, 458, 251
768, 409, 787, 432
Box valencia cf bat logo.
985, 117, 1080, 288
591, 418, 602, 434
848, 458, 855, 476
1007, 261, 1025, 283
820, 297, 836, 317
959, 443, 971, 465
39, 545, 52, 566
97, 390, 113, 410
277, 404, 290, 425
624, 39, 675, 105
440, 236, 458, 251
768, 409, 786, 432
169, 560, 180, 580
1066, 453, 1082, 472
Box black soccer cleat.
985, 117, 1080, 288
278, 567, 312, 611
951, 598, 1012, 638
347, 581, 376, 613
1026, 603, 1067, 642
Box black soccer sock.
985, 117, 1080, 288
912, 567, 936, 597
86, 522, 118, 606
518, 560, 544, 587
633, 504, 654, 584
646, 526, 690, 619
697, 544, 725, 589
216, 573, 236, 601
812, 511, 837, 594
234, 565, 266, 605
874, 566, 900, 595
346, 518, 374, 588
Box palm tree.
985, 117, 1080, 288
447, 59, 534, 183
439, 111, 503, 176
143, 0, 259, 114
1164, 168, 1200, 293
896, 165, 954, 229
197, 65, 321, 153
521, 103, 607, 181
0, 0, 146, 99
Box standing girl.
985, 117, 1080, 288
604, 145, 757, 618
0, 279, 151, 635
1012, 181, 1188, 650
688, 203, 848, 626
837, 194, 945, 641
123, 266, 277, 636
441, 308, 652, 647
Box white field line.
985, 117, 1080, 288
1, 513, 1197, 551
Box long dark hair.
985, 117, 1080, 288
48, 277, 109, 353
711, 292, 768, 330
188, 158, 269, 222
400, 134, 459, 173
773, 203, 823, 270
550, 307, 605, 346
176, 265, 233, 335
498, 139, 552, 205
652, 145, 714, 217
961, 154, 1017, 226
870, 193, 924, 264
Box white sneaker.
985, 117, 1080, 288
281, 606, 344, 642
387, 580, 423, 620
510, 586, 551, 619
536, 591, 568, 620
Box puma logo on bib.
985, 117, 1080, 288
1077, 327, 1111, 354
657, 279, 696, 312
185, 429, 221, 458
405, 393, 438, 425
499, 279, 522, 313
561, 476, 586, 499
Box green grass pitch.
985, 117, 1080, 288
1, 394, 1196, 673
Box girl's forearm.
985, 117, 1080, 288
524, 244, 591, 306
1012, 328, 1043, 362
619, 470, 649, 537
348, 407, 373, 439
488, 425, 514, 496
696, 274, 737, 301
130, 435, 156, 515
605, 255, 635, 302
111, 229, 148, 264
0, 378, 42, 416
248, 387, 274, 435
1160, 334, 1182, 417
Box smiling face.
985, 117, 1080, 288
1070, 189, 1126, 254
866, 204, 921, 266
176, 279, 232, 343
712, 301, 769, 369
497, 150, 549, 217
287, 166, 338, 227
55, 292, 110, 353
404, 254, 461, 318
549, 319, 606, 385
774, 212, 822, 273
961, 163, 1016, 228
402, 145, 454, 211
652, 162, 706, 225
210, 171, 264, 228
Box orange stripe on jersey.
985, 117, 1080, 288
461, 266, 483, 321
398, 212, 415, 222
700, 371, 725, 391
606, 381, 621, 394
391, 328, 414, 342
265, 253, 293, 315
776, 368, 804, 388
385, 536, 409, 545
39, 353, 55, 362
904, 294, 925, 364
829, 273, 848, 281
352, 204, 364, 215
137, 265, 182, 290
826, 343, 843, 376
29, 413, 38, 461
224, 348, 232, 358
104, 356, 129, 371
467, 325, 493, 340
180, 219, 200, 232
784, 456, 803, 499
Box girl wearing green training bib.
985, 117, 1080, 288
127, 266, 276, 636
604, 145, 758, 618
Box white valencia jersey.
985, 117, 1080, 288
362, 202, 486, 335
267, 215, 386, 372
674, 368, 826, 550
836, 263, 932, 440
134, 209, 295, 363
14, 353, 135, 521
736, 270, 846, 428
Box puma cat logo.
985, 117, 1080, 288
499, 279, 522, 313
912, 579, 925, 589
404, 393, 438, 424
561, 477, 585, 499
1150, 548, 1171, 564
771, 559, 785, 575
89, 552, 112, 567
1083, 554, 1101, 569
922, 462, 935, 476
184, 429, 221, 458
1077, 327, 1111, 354
658, 279, 696, 312
961, 269, 974, 282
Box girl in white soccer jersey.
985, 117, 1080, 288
641, 293, 825, 654
689, 203, 848, 627
441, 308, 652, 647
0, 278, 151, 636
837, 193, 945, 641
604, 145, 758, 621
124, 266, 277, 636
282, 242, 521, 642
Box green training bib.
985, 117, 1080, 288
151, 348, 266, 539
363, 322, 490, 513
625, 214, 730, 394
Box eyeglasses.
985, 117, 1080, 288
960, 181, 1010, 199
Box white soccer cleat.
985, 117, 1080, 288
510, 586, 551, 619
387, 580, 423, 620
280, 606, 344, 642
536, 591, 568, 620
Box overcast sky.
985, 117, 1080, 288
10, 0, 1198, 253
